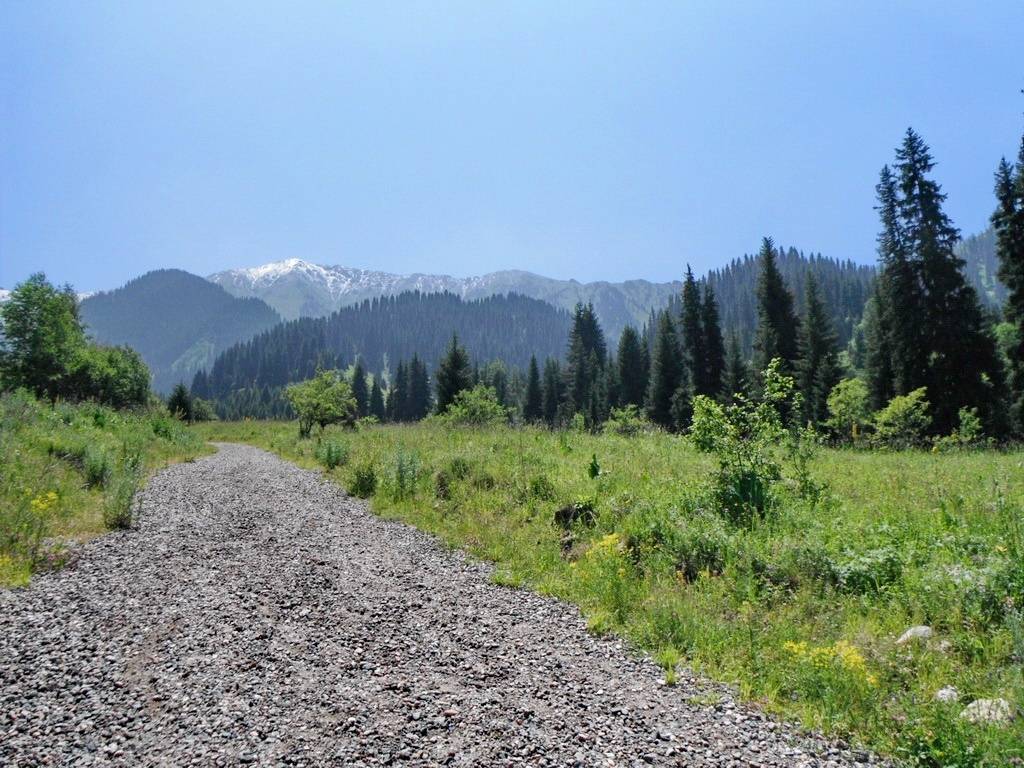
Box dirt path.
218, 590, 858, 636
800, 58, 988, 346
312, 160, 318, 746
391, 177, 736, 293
0, 444, 871, 767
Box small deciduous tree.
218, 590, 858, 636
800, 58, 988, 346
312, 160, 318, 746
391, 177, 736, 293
285, 369, 357, 438
435, 384, 508, 427
872, 387, 931, 448
825, 378, 870, 443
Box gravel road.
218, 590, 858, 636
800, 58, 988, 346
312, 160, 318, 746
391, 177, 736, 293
1, 443, 872, 767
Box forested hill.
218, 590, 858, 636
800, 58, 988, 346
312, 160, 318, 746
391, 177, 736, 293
79, 270, 281, 393
197, 291, 571, 400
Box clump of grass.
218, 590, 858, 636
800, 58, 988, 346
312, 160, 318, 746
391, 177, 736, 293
83, 446, 112, 489
316, 439, 349, 470
390, 450, 420, 501
103, 449, 142, 530
349, 462, 377, 498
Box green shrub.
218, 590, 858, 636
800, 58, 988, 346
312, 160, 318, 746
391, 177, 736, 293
447, 456, 471, 479
316, 439, 349, 470
603, 405, 652, 437
435, 385, 508, 427
825, 378, 871, 443
285, 369, 358, 438
528, 474, 555, 501
872, 387, 931, 447
434, 468, 453, 500
391, 450, 420, 500
834, 546, 903, 595
349, 462, 377, 498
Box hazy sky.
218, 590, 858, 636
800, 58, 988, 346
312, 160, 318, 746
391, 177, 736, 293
2, 2, 1022, 292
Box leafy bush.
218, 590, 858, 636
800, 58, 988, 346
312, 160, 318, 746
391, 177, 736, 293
435, 385, 508, 427
934, 406, 985, 451
872, 387, 931, 447
825, 378, 871, 443
190, 397, 217, 422
285, 369, 358, 438
834, 546, 903, 595
349, 462, 377, 498
603, 405, 653, 437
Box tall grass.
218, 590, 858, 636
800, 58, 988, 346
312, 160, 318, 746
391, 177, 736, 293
0, 391, 207, 585
198, 418, 1024, 765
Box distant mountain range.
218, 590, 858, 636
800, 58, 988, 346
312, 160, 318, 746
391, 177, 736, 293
208, 259, 679, 344
79, 270, 280, 393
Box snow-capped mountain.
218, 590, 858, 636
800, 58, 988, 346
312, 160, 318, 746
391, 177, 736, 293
208, 259, 681, 341
0, 289, 10, 303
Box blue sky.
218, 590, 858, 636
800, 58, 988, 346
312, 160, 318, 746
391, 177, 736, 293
1, 2, 1022, 292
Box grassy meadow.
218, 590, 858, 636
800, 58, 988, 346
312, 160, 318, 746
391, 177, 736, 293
199, 419, 1024, 766
0, 391, 208, 587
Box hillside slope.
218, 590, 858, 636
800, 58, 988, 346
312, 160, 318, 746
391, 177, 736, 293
79, 270, 281, 393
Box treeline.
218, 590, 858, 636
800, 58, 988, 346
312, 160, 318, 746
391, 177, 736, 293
205, 123, 1024, 446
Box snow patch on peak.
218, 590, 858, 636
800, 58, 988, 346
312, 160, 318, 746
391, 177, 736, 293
0, 288, 9, 303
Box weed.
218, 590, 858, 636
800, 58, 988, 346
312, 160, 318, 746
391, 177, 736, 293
349, 462, 378, 498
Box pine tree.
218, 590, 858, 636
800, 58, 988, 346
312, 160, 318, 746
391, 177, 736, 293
616, 325, 649, 408
647, 311, 686, 430
993, 126, 1024, 431
434, 334, 472, 414
523, 355, 543, 422
795, 275, 841, 426
388, 361, 408, 422
752, 237, 800, 379
409, 355, 432, 419
167, 382, 193, 423
872, 129, 1007, 434
680, 265, 706, 395
368, 376, 386, 421
565, 303, 607, 422
351, 358, 368, 417
722, 331, 748, 402
701, 284, 726, 398
542, 358, 563, 427
862, 282, 894, 410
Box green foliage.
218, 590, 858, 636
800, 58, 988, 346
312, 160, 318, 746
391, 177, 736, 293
103, 449, 142, 530
647, 310, 686, 430
825, 378, 871, 442
587, 453, 601, 479
602, 404, 652, 437
316, 438, 349, 470
873, 387, 932, 447
349, 462, 378, 498
0, 274, 151, 408
434, 384, 508, 427
390, 450, 421, 501
83, 446, 112, 489
434, 334, 473, 414
284, 369, 357, 438
190, 397, 217, 422
167, 383, 192, 422
752, 238, 801, 377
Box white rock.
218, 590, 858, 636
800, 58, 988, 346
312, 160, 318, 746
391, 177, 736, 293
934, 686, 959, 703
959, 698, 1014, 724
896, 625, 933, 645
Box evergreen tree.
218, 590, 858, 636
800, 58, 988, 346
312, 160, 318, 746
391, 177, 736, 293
350, 358, 368, 417
616, 325, 648, 408
993, 126, 1024, 430
388, 361, 409, 422
647, 311, 686, 430
368, 376, 386, 421
867, 129, 1006, 434
409, 355, 432, 419
722, 331, 748, 402
701, 284, 726, 398
434, 334, 472, 414
541, 358, 563, 427
167, 382, 193, 422
523, 355, 543, 422
565, 303, 607, 422
795, 275, 841, 426
862, 282, 894, 410
680, 265, 707, 395
752, 237, 800, 378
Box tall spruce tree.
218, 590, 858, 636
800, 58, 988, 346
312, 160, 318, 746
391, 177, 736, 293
368, 376, 386, 421
541, 357, 563, 427
388, 361, 409, 421
616, 325, 649, 408
722, 331, 748, 402
351, 358, 369, 417
680, 265, 707, 395
565, 303, 607, 423
647, 311, 686, 430
523, 355, 543, 422
434, 334, 472, 414
868, 129, 1006, 434
701, 284, 726, 398
796, 275, 841, 426
752, 237, 800, 379
993, 126, 1024, 431
409, 355, 432, 419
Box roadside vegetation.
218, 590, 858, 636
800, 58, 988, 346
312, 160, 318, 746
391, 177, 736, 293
199, 405, 1024, 764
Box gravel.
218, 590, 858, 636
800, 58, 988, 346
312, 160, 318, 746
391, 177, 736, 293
1, 443, 874, 767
